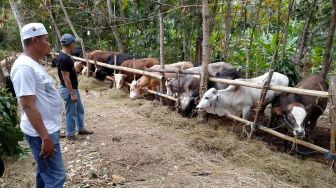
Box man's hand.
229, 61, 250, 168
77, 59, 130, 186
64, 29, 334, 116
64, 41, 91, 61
40, 136, 55, 159
70, 93, 78, 102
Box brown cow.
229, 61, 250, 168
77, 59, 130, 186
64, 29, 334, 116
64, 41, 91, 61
85, 50, 117, 62
269, 75, 329, 138
114, 58, 160, 89
129, 61, 194, 99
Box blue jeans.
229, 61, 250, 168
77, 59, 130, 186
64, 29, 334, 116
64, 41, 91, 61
59, 86, 85, 136
25, 131, 66, 188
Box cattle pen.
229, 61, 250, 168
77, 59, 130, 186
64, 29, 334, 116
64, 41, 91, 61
50, 52, 336, 170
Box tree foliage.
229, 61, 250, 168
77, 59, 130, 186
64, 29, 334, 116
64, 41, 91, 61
0, 87, 23, 156
0, 0, 335, 81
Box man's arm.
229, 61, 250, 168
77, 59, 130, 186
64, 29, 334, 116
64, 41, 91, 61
61, 71, 77, 102
20, 95, 55, 158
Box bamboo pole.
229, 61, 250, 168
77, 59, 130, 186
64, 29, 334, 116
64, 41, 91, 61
199, 0, 210, 121
51, 52, 163, 80
124, 82, 177, 102
111, 54, 117, 88
330, 76, 336, 154
248, 70, 274, 140
158, 0, 165, 105
191, 75, 329, 98
225, 113, 329, 153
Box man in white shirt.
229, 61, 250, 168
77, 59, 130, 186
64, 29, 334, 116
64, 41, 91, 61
10, 23, 66, 188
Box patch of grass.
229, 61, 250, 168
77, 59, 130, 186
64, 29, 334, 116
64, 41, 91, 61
189, 124, 336, 187
78, 76, 105, 91
108, 88, 128, 100
88, 88, 336, 187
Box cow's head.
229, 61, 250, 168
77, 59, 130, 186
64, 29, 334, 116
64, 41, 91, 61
74, 61, 85, 73
196, 88, 218, 109
180, 95, 196, 117
130, 80, 147, 99
273, 103, 308, 137
114, 74, 127, 89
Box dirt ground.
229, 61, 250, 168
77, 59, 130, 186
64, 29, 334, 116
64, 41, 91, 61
1, 84, 336, 188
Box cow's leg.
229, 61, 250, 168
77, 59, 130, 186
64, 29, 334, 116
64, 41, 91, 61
242, 107, 251, 120
306, 119, 318, 144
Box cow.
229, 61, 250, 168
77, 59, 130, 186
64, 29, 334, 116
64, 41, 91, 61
129, 61, 194, 99
113, 58, 161, 88
94, 54, 140, 81
196, 72, 289, 120
74, 61, 86, 73
269, 75, 328, 138
165, 63, 238, 117
85, 50, 117, 62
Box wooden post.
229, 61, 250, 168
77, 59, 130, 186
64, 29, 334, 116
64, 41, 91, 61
330, 76, 336, 154
133, 58, 136, 81
198, 0, 210, 121
176, 70, 181, 111
0, 66, 5, 86
158, 0, 165, 105
248, 70, 274, 140
111, 54, 117, 88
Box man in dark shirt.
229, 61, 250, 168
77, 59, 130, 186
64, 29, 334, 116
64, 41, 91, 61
57, 33, 93, 140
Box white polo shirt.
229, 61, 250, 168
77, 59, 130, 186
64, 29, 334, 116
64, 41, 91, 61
10, 54, 62, 137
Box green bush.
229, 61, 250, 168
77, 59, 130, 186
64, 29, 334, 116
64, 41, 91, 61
273, 59, 300, 87
0, 87, 23, 156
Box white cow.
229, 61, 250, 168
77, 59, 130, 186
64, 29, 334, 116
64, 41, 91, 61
196, 72, 289, 119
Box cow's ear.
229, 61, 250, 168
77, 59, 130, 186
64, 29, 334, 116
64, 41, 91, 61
272, 107, 283, 116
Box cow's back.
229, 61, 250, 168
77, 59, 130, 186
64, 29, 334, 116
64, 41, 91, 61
208, 62, 233, 76
86, 50, 117, 62
294, 75, 328, 115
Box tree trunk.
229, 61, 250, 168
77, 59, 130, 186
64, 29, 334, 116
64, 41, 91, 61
9, 0, 23, 30
321, 0, 336, 79
198, 0, 210, 121
241, 1, 248, 78
133, 0, 138, 16
271, 0, 282, 67
106, 0, 124, 53
158, 0, 165, 104
59, 0, 90, 76
42, 0, 61, 44
295, 16, 310, 66
209, 0, 219, 34
281, 0, 294, 61
118, 0, 125, 21
294, 0, 317, 66
195, 37, 203, 65
222, 0, 232, 62
246, 0, 262, 78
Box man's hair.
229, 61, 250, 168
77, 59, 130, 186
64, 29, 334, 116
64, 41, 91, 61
23, 36, 42, 47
